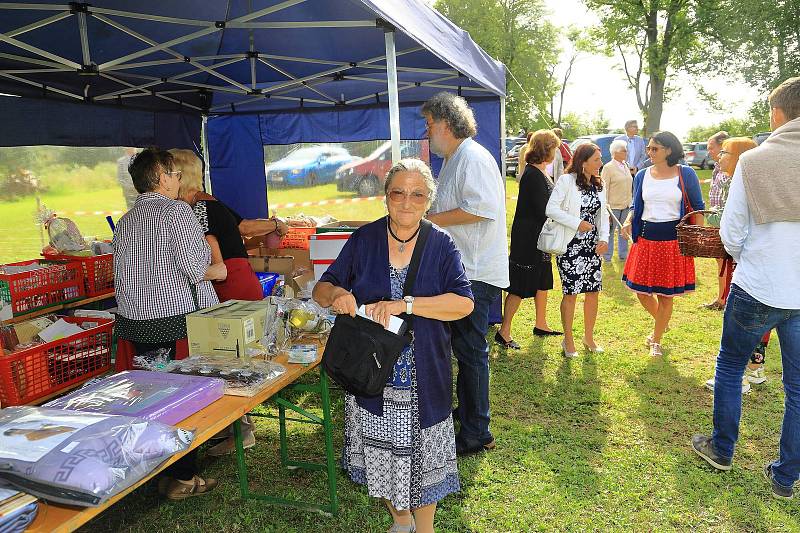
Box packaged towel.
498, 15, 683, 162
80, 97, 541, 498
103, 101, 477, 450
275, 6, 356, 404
45, 370, 224, 425
0, 407, 193, 507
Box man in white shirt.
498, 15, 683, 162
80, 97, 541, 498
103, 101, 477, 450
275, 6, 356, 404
423, 93, 509, 456
692, 77, 800, 500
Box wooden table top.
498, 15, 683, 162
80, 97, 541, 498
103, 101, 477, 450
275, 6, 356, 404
26, 349, 324, 533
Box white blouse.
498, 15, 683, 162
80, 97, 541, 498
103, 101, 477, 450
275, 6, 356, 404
642, 169, 681, 222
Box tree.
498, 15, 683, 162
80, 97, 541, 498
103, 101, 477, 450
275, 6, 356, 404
434, 0, 560, 131
560, 111, 610, 139
583, 0, 714, 135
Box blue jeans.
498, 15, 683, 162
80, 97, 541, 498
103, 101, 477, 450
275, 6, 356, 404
451, 280, 500, 444
604, 207, 631, 260
712, 284, 800, 488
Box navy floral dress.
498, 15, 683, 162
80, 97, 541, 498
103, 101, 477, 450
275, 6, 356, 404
556, 186, 603, 294
342, 264, 460, 510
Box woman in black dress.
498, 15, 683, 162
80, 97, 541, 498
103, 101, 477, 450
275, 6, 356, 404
496, 129, 563, 349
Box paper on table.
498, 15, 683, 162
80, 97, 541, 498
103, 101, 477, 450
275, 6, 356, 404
37, 319, 84, 343
356, 305, 406, 335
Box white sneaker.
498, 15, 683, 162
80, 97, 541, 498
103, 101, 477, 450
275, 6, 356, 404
745, 367, 767, 384
705, 376, 750, 394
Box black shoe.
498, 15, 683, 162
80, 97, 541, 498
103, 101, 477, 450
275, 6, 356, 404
533, 327, 563, 337
764, 463, 794, 499
691, 434, 732, 471
456, 437, 496, 457
494, 331, 520, 349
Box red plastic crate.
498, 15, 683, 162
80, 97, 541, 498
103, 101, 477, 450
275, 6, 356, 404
0, 260, 85, 316
279, 227, 316, 250
0, 316, 113, 406
43, 253, 114, 297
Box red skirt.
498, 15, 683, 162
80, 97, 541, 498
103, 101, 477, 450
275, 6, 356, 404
622, 238, 695, 296
213, 257, 264, 302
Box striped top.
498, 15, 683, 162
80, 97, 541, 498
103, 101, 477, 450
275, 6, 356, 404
113, 192, 218, 321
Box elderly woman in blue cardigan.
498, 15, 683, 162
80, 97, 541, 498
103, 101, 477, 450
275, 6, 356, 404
621, 131, 705, 356
313, 159, 473, 533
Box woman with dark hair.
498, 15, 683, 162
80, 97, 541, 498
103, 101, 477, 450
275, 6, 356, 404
545, 143, 609, 357
496, 130, 562, 349
621, 131, 705, 356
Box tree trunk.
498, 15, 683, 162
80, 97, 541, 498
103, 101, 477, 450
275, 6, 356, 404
645, 74, 666, 136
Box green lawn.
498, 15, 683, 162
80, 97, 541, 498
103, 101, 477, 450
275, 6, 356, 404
74, 169, 800, 532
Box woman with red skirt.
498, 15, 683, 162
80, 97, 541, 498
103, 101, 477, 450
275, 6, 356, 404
621, 131, 705, 356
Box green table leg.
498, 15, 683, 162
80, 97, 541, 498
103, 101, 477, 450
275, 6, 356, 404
234, 367, 338, 515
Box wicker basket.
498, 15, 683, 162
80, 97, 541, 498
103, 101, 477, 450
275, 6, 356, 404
676, 210, 730, 258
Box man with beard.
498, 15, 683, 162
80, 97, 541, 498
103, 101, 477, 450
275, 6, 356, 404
422, 93, 509, 456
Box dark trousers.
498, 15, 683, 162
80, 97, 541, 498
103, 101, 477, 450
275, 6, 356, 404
132, 340, 197, 482
451, 280, 500, 444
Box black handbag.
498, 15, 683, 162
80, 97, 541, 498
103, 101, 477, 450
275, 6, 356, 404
322, 219, 431, 397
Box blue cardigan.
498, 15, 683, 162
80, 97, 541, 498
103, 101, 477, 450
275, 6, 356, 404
319, 217, 473, 428
630, 165, 705, 242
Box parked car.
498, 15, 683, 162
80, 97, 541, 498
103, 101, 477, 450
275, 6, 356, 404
505, 138, 527, 177
266, 146, 357, 187
753, 132, 771, 145
682, 142, 712, 169
569, 134, 617, 165
335, 140, 430, 197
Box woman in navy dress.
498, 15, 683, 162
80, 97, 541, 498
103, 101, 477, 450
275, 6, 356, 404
313, 159, 473, 533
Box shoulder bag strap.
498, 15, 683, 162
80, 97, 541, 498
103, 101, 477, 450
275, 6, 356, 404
677, 165, 691, 213
403, 219, 432, 298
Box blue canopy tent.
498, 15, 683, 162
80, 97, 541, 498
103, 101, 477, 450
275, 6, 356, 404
0, 0, 506, 219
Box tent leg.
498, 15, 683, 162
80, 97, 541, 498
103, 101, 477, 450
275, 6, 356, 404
384, 30, 401, 163
201, 115, 213, 195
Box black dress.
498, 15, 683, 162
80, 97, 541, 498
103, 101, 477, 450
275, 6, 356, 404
507, 165, 554, 298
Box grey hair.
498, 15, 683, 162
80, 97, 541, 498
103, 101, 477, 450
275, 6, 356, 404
609, 139, 629, 154
624, 119, 639, 129
709, 130, 730, 144
384, 158, 438, 206
420, 92, 477, 139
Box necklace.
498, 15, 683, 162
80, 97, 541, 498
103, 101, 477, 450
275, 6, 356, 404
387, 217, 421, 253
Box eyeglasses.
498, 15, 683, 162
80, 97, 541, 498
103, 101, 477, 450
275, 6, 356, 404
719, 150, 730, 156
166, 170, 182, 181
645, 146, 662, 153
388, 189, 428, 205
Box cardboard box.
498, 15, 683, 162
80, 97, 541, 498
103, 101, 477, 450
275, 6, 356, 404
186, 299, 276, 360
247, 255, 294, 277
316, 220, 369, 233
312, 259, 334, 280
309, 232, 351, 261
248, 247, 311, 271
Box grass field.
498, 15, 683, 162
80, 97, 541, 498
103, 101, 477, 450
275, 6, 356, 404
68, 169, 800, 532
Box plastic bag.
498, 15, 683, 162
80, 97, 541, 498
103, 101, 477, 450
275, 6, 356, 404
44, 370, 224, 425
262, 297, 333, 356
45, 216, 87, 253
0, 407, 193, 507
165, 356, 286, 397
132, 347, 172, 371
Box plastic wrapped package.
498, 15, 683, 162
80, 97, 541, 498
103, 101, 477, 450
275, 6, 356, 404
45, 217, 86, 253
263, 297, 333, 356
44, 371, 225, 425
165, 356, 286, 397
0, 407, 193, 507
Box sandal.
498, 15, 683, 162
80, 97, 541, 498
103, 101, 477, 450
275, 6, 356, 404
650, 342, 663, 357
164, 475, 219, 501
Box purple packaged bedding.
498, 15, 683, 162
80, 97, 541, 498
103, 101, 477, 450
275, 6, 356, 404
45, 370, 224, 425
0, 407, 193, 506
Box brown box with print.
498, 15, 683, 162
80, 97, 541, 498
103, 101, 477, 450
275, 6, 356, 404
186, 299, 276, 360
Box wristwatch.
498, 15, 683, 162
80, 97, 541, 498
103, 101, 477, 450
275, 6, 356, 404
403, 295, 414, 315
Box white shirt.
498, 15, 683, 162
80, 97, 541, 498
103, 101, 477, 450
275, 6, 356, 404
642, 170, 681, 222
721, 163, 800, 309
429, 137, 509, 288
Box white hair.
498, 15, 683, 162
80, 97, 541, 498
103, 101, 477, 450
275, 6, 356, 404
610, 139, 629, 154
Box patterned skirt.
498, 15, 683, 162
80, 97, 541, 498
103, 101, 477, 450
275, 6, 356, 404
622, 220, 695, 296
341, 341, 460, 510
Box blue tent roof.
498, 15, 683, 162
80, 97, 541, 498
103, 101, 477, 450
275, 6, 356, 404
0, 0, 505, 116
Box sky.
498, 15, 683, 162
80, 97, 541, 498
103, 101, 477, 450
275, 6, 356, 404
540, 0, 762, 139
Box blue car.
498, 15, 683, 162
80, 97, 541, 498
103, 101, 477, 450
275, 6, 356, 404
569, 134, 617, 165
266, 146, 357, 187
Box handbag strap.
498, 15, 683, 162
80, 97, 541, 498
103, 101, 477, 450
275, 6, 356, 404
403, 219, 432, 298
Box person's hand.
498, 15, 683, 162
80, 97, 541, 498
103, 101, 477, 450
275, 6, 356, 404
578, 220, 594, 233
207, 262, 227, 281
621, 223, 632, 240
364, 300, 404, 329
596, 241, 609, 256
274, 217, 289, 236
330, 289, 357, 317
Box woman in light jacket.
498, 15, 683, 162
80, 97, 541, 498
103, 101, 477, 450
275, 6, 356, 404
546, 143, 609, 358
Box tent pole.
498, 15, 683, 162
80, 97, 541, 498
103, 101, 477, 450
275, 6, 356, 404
384, 30, 401, 163
202, 115, 213, 195
501, 95, 507, 170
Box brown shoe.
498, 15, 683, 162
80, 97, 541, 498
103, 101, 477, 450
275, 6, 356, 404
164, 476, 218, 500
